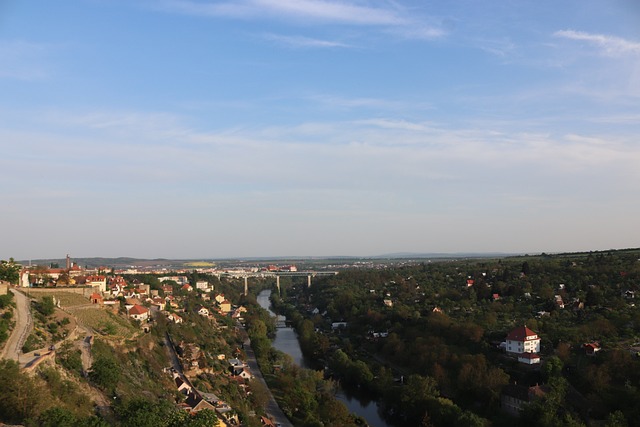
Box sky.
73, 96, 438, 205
1, 0, 640, 260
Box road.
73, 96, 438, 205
1, 288, 33, 363
240, 326, 293, 427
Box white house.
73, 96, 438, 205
506, 326, 541, 356
518, 352, 541, 365
167, 312, 183, 324
128, 304, 150, 321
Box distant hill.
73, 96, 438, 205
17, 248, 639, 269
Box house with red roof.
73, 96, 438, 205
128, 304, 150, 321
89, 293, 103, 305
584, 342, 601, 356
167, 312, 183, 324
518, 352, 541, 365
506, 326, 541, 361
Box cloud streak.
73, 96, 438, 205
554, 30, 640, 56
262, 33, 352, 49
155, 0, 444, 40
158, 0, 403, 25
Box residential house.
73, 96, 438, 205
501, 384, 549, 416
128, 304, 150, 321
195, 281, 210, 291
237, 368, 253, 380
89, 293, 103, 305
185, 390, 216, 414
197, 306, 210, 317
166, 312, 183, 324
506, 326, 541, 357
228, 358, 244, 367
86, 275, 107, 293
584, 342, 601, 356
518, 352, 541, 365
219, 300, 232, 314
175, 375, 192, 395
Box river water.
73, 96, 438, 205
257, 290, 391, 427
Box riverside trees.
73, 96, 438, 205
280, 249, 640, 426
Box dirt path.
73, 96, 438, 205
1, 288, 33, 362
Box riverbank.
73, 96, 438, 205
247, 291, 363, 427
257, 290, 393, 427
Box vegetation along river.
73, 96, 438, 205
257, 290, 392, 427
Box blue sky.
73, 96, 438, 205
1, 0, 639, 259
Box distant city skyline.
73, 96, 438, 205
2, 1, 639, 260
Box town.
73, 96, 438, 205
0, 249, 639, 426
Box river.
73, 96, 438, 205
257, 290, 392, 427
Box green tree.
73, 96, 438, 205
38, 296, 55, 316
542, 356, 563, 381
0, 258, 21, 285
117, 398, 174, 427
37, 407, 77, 427
89, 356, 120, 390
188, 409, 219, 427
605, 410, 628, 427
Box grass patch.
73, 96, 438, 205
31, 291, 90, 308
68, 308, 137, 338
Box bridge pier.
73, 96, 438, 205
307, 275, 312, 288
244, 276, 248, 296
276, 276, 280, 295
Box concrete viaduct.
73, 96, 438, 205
223, 271, 339, 296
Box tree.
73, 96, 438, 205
89, 356, 120, 390
117, 398, 174, 427
37, 407, 77, 427
188, 409, 219, 427
605, 410, 628, 427
37, 296, 55, 316
542, 356, 564, 381
0, 258, 21, 285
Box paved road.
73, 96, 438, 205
240, 327, 293, 427
1, 288, 33, 362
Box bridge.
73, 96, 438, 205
220, 271, 338, 296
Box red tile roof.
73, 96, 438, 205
128, 304, 149, 315
518, 352, 540, 360
506, 326, 538, 341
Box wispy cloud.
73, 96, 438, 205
262, 33, 352, 49
554, 30, 640, 56
158, 0, 404, 25
474, 37, 516, 57
155, 0, 444, 40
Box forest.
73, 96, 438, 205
271, 249, 640, 427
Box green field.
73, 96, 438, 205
184, 261, 215, 267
